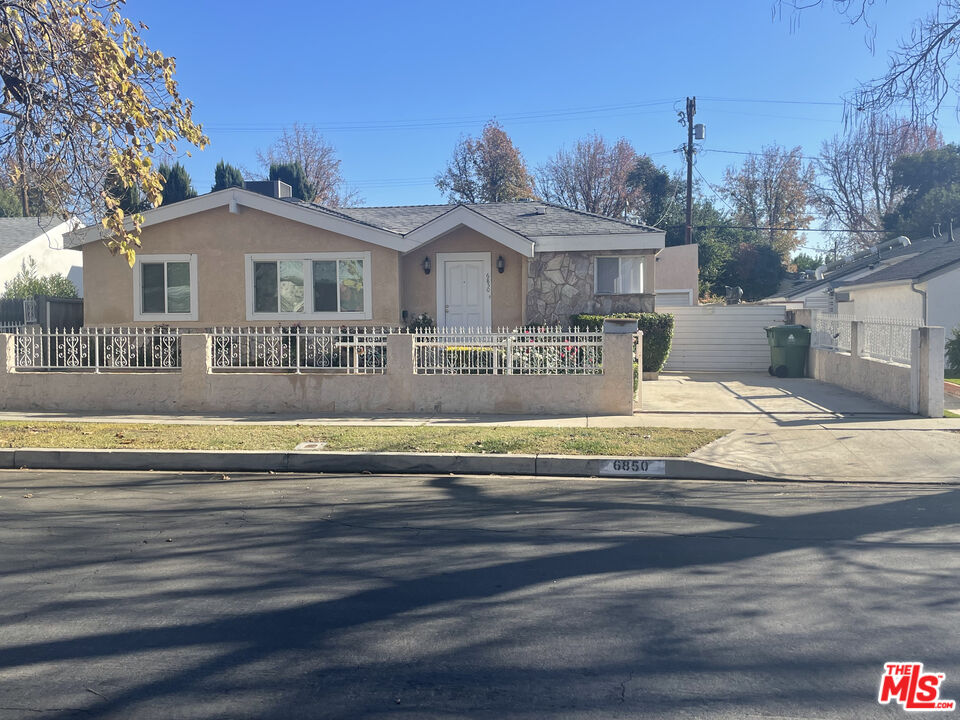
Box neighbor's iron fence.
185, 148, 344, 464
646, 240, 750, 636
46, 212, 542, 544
812, 313, 853, 354
210, 326, 393, 374
13, 326, 181, 371
413, 327, 604, 375
859, 316, 920, 366
812, 314, 919, 366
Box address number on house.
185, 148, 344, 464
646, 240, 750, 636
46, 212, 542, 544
600, 459, 666, 477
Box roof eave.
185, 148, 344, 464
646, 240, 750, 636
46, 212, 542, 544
402, 205, 536, 257
64, 188, 414, 252
532, 231, 664, 252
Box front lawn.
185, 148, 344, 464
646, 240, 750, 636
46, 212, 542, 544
0, 422, 725, 457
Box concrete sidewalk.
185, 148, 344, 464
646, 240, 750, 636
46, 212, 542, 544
0, 372, 957, 483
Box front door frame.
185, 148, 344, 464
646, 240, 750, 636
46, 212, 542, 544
436, 252, 492, 328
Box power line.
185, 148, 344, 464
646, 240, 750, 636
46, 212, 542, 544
667, 224, 890, 234
204, 99, 681, 134
702, 147, 818, 161
698, 96, 844, 107
691, 163, 737, 215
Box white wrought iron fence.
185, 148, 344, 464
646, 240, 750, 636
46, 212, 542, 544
812, 314, 853, 353
0, 321, 23, 333
413, 327, 604, 375
859, 316, 920, 365
210, 326, 392, 373
22, 297, 37, 324
14, 326, 181, 371
812, 314, 919, 366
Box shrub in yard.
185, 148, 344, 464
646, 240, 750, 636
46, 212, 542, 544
947, 325, 960, 374
408, 312, 435, 332
570, 312, 675, 372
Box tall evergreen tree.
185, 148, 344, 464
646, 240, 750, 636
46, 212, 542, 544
157, 162, 198, 206
212, 160, 244, 192
104, 170, 146, 214
269, 162, 315, 202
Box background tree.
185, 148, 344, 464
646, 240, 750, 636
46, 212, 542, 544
2, 257, 77, 299
104, 170, 146, 214
721, 144, 815, 257
156, 163, 197, 206
268, 162, 314, 202
883, 144, 960, 235
257, 124, 357, 206
536, 133, 643, 217
0, 0, 207, 264
435, 120, 535, 203
814, 115, 941, 251
626, 156, 683, 229
212, 160, 244, 192
779, 1, 960, 124
719, 243, 785, 301
791, 252, 824, 274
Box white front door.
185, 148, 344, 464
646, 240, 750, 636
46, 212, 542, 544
437, 253, 491, 328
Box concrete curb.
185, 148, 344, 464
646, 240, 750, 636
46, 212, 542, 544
0, 447, 778, 482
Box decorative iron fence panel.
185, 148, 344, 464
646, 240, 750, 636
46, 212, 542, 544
13, 327, 181, 371
812, 314, 853, 353
812, 314, 919, 366
413, 327, 604, 375
859, 316, 920, 366
210, 326, 391, 374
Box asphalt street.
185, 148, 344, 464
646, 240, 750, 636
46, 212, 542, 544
0, 470, 958, 719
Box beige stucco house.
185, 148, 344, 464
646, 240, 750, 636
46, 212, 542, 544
66, 183, 664, 328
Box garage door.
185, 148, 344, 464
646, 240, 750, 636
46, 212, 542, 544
656, 290, 694, 307
663, 304, 788, 371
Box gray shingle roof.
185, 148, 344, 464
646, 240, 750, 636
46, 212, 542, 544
290, 200, 660, 238
782, 235, 938, 298
839, 239, 960, 286
0, 217, 63, 257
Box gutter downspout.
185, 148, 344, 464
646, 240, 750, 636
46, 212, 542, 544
910, 280, 927, 325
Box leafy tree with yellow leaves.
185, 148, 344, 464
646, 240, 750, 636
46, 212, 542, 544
0, 0, 208, 265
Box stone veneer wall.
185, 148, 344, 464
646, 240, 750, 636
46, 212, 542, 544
526, 250, 655, 325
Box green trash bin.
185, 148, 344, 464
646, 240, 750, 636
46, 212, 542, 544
766, 325, 811, 378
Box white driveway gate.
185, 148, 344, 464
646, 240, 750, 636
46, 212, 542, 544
664, 304, 788, 372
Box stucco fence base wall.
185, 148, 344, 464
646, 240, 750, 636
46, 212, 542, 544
0, 333, 637, 416
807, 348, 913, 412
793, 309, 944, 417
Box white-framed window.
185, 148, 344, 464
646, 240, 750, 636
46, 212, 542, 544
244, 252, 372, 320
594, 255, 644, 294
133, 254, 198, 321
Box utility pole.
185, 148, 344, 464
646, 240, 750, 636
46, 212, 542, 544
684, 96, 695, 245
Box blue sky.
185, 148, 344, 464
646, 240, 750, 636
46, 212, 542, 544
128, 0, 956, 235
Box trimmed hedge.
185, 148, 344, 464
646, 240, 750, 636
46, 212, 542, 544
570, 312, 675, 373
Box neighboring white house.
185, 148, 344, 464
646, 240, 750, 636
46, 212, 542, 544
654, 243, 699, 307
767, 235, 937, 312
0, 217, 82, 296
835, 237, 960, 334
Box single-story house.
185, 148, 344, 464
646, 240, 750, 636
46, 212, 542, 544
65, 183, 665, 328
835, 236, 960, 333
654, 243, 699, 307
0, 217, 82, 296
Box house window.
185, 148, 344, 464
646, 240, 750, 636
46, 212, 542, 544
595, 256, 644, 294
134, 254, 198, 321
245, 252, 372, 320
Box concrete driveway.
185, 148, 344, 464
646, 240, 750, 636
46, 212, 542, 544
641, 372, 914, 430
